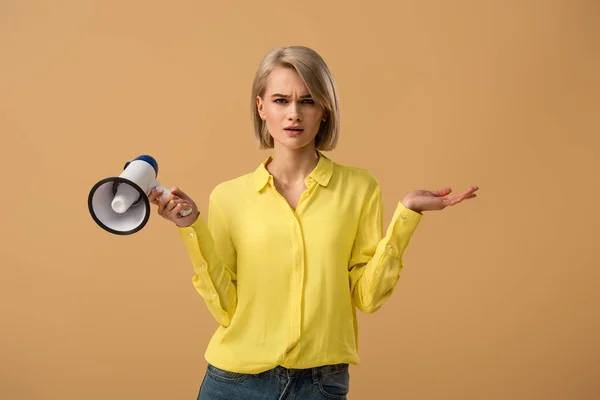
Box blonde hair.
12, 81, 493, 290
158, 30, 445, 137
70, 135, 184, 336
251, 46, 340, 151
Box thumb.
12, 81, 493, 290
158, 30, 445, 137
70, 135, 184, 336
171, 186, 189, 200
432, 187, 452, 197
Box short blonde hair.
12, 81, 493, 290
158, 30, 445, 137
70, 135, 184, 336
251, 46, 340, 151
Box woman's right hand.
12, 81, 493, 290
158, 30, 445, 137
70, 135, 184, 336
148, 187, 199, 227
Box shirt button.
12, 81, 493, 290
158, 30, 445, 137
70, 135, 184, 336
401, 215, 407, 219
201, 263, 206, 269
212, 293, 217, 298
387, 244, 393, 249
189, 232, 194, 237
376, 270, 380, 274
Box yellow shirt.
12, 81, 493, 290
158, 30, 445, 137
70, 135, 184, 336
177, 151, 422, 374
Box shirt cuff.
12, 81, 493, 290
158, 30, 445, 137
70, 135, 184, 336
380, 201, 423, 258
177, 213, 210, 270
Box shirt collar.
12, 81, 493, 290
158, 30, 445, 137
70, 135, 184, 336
252, 150, 334, 192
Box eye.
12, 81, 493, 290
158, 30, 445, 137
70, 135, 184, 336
301, 99, 315, 104
274, 98, 288, 104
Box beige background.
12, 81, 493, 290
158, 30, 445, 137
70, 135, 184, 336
1, 1, 599, 399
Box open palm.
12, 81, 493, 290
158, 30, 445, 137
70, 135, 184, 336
402, 186, 479, 213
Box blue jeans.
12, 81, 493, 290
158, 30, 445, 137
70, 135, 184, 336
197, 363, 350, 400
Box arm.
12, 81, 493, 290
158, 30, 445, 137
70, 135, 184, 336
177, 191, 238, 327
348, 184, 422, 313
348, 182, 479, 313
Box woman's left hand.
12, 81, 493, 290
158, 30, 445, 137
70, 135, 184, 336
401, 186, 479, 213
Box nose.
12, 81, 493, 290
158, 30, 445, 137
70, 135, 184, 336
287, 101, 302, 122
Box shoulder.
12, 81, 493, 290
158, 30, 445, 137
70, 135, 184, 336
332, 160, 380, 192
209, 172, 254, 201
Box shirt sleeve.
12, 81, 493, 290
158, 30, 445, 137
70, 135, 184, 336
348, 184, 422, 313
177, 191, 237, 327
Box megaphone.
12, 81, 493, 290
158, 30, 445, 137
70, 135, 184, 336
88, 155, 192, 235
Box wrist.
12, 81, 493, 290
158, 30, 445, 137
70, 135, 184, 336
176, 211, 200, 227
402, 199, 422, 214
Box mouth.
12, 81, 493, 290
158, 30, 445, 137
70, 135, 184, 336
284, 127, 304, 136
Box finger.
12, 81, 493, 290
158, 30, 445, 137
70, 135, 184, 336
172, 198, 189, 210
153, 190, 174, 205
159, 195, 185, 212
449, 192, 477, 206
440, 186, 479, 198
169, 203, 184, 218
431, 188, 452, 197
171, 202, 193, 220
446, 194, 468, 206
164, 198, 183, 214
157, 194, 176, 215
148, 189, 164, 204
462, 186, 479, 195
156, 194, 166, 212
170, 203, 191, 219
452, 187, 477, 200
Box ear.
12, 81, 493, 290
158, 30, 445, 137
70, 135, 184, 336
322, 109, 328, 122
256, 96, 266, 120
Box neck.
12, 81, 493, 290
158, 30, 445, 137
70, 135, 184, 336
267, 143, 319, 185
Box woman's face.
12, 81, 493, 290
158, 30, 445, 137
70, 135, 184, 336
256, 67, 326, 151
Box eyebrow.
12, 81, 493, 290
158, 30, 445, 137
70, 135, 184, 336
270, 93, 313, 99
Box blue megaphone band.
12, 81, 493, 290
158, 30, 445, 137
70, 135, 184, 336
123, 155, 159, 176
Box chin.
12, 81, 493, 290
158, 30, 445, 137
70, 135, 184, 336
273, 133, 316, 150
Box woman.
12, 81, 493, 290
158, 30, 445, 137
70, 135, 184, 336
149, 46, 478, 400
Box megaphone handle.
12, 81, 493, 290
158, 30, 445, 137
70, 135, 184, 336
154, 184, 171, 196
151, 182, 193, 217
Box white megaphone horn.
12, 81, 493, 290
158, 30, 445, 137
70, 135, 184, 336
88, 155, 192, 235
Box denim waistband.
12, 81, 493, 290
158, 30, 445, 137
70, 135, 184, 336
265, 363, 348, 379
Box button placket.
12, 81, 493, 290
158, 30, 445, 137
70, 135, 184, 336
269, 177, 313, 357
287, 215, 305, 354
